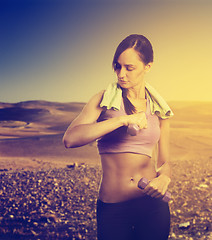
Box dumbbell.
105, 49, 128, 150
127, 124, 140, 136
137, 177, 171, 202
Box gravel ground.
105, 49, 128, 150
0, 159, 211, 240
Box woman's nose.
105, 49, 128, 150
118, 67, 126, 79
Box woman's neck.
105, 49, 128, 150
127, 81, 146, 100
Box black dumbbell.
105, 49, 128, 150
138, 177, 171, 202
127, 124, 140, 136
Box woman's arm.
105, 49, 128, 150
157, 118, 171, 179
63, 91, 147, 148
142, 119, 171, 198
63, 90, 118, 148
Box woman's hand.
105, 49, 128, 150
120, 112, 147, 129
141, 175, 171, 199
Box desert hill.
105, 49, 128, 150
0, 100, 212, 170
0, 100, 98, 169
168, 101, 212, 161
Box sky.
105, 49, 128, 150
1, 0, 212, 103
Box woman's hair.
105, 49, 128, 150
112, 34, 154, 114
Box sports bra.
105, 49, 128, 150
97, 98, 160, 157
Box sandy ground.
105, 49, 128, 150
0, 100, 211, 239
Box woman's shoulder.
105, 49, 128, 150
84, 90, 105, 111
88, 90, 105, 104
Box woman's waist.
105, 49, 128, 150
99, 153, 157, 202
100, 168, 157, 189
99, 171, 157, 203
100, 152, 155, 176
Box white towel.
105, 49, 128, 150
100, 82, 174, 119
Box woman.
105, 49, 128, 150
63, 34, 173, 240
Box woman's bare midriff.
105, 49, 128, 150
99, 153, 157, 203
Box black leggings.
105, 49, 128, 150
97, 195, 170, 240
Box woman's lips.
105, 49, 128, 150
119, 80, 128, 84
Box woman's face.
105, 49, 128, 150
115, 48, 152, 89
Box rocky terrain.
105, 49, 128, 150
0, 156, 211, 240
0, 164, 100, 239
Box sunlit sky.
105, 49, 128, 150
1, 0, 212, 103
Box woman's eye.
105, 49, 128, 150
127, 67, 134, 71
115, 63, 121, 70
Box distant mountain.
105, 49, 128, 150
0, 100, 212, 162
0, 100, 85, 113
0, 100, 98, 161
0, 100, 85, 138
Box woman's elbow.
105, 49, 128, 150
62, 125, 89, 148
62, 135, 82, 148
63, 135, 74, 148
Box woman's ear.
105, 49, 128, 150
145, 62, 153, 73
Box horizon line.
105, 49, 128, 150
1, 99, 212, 105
